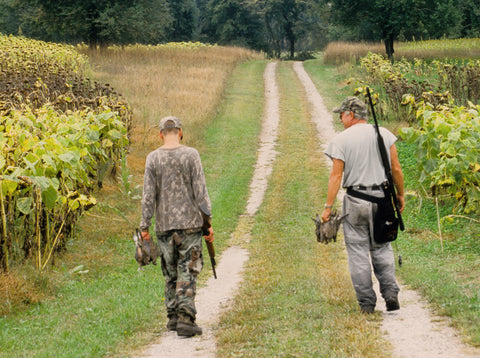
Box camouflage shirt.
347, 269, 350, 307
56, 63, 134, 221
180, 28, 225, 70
140, 145, 211, 233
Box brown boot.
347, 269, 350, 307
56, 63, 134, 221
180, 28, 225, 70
176, 316, 202, 337
166, 315, 178, 331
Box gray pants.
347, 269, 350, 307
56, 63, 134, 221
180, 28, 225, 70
342, 189, 399, 310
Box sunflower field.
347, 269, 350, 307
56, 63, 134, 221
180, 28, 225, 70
0, 35, 132, 272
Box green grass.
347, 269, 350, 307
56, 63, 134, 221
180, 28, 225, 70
0, 60, 267, 357
216, 62, 387, 357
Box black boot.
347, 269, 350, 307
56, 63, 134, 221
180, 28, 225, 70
385, 295, 400, 311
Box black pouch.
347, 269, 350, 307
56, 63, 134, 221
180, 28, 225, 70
346, 186, 399, 244
373, 196, 399, 243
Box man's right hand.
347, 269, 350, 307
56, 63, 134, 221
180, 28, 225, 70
141, 230, 151, 241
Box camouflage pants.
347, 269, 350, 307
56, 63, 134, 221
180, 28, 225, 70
156, 229, 203, 321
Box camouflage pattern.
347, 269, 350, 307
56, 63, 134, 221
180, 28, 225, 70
157, 229, 203, 320
159, 116, 182, 131
140, 145, 211, 233
333, 96, 368, 120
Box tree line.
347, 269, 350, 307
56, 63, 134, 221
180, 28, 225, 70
1, 0, 479, 58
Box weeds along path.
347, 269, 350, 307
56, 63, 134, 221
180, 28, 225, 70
136, 62, 280, 358
294, 61, 480, 358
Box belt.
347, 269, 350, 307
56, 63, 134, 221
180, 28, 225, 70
348, 185, 382, 191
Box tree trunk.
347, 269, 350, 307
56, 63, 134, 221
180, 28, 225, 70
285, 22, 295, 59
384, 34, 395, 63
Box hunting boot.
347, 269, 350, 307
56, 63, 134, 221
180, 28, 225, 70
385, 295, 400, 311
166, 315, 178, 331
176, 315, 202, 337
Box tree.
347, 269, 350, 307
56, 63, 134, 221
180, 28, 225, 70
7, 0, 172, 47
330, 0, 464, 61
460, 0, 480, 37
166, 0, 199, 41
257, 0, 307, 58
204, 0, 265, 50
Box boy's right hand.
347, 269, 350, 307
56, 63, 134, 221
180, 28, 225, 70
141, 230, 151, 241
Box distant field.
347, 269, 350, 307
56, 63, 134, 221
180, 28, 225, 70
324, 38, 480, 64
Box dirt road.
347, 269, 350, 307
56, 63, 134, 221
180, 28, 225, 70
136, 61, 480, 358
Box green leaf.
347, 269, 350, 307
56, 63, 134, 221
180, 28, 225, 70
17, 197, 34, 215
41, 184, 58, 209
58, 151, 80, 165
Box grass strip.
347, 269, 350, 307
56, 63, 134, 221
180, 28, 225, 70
0, 60, 267, 358
216, 61, 387, 357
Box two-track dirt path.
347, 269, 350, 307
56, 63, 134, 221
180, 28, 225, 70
136, 61, 480, 357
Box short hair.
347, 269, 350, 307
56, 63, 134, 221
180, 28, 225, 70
161, 120, 180, 134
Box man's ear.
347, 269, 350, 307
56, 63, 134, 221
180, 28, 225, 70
179, 129, 183, 141
159, 131, 165, 140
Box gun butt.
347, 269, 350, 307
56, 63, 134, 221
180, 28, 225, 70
205, 239, 217, 279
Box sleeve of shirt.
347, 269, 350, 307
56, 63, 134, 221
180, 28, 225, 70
380, 127, 398, 149
140, 154, 156, 231
324, 140, 345, 162
190, 149, 211, 216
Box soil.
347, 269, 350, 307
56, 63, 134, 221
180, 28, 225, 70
135, 62, 480, 358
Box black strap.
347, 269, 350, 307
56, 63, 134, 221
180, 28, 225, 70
346, 187, 384, 204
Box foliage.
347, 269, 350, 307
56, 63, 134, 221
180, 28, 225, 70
329, 0, 463, 60
0, 35, 132, 272
352, 52, 480, 122
204, 0, 265, 51
6, 0, 172, 47
400, 103, 480, 214
0, 107, 129, 272
0, 34, 133, 134
166, 0, 199, 41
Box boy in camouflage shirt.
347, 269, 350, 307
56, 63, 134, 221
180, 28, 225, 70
140, 116, 214, 337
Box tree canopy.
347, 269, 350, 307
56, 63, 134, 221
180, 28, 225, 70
330, 0, 464, 61
0, 0, 478, 56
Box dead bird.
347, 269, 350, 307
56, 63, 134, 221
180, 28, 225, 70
312, 211, 348, 244
133, 229, 161, 270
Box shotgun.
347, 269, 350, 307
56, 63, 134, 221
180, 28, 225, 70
366, 87, 405, 231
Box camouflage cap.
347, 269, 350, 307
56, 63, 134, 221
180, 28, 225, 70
159, 116, 182, 131
333, 96, 368, 120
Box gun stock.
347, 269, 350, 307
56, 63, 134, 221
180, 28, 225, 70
205, 239, 217, 279
366, 87, 405, 231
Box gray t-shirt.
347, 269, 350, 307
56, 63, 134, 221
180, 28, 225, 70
325, 123, 397, 188
140, 145, 211, 233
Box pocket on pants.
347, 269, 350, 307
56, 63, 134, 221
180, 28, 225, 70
344, 195, 371, 227
188, 246, 203, 275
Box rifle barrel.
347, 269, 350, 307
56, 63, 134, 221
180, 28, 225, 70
366, 87, 405, 231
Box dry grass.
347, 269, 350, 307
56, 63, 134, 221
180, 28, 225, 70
324, 38, 480, 65
323, 41, 386, 65
83, 44, 262, 177
0, 272, 47, 316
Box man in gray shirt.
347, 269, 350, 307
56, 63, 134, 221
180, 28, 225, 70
321, 97, 405, 314
140, 116, 214, 336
